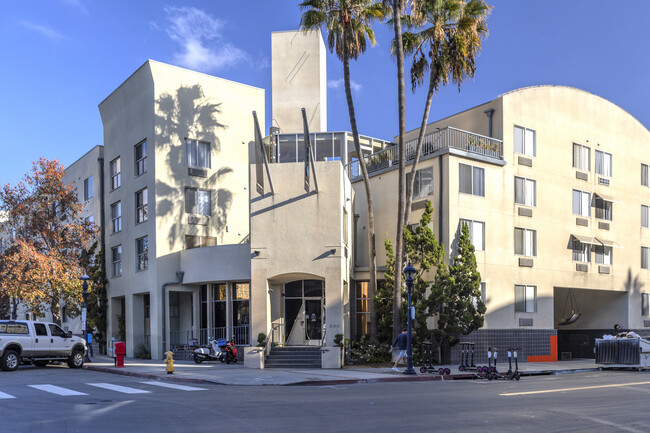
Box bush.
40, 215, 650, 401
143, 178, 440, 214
134, 343, 151, 359
348, 335, 391, 364
257, 333, 266, 347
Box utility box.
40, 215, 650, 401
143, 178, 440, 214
114, 341, 126, 368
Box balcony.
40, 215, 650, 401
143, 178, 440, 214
345, 126, 504, 180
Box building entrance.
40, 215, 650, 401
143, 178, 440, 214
284, 280, 324, 346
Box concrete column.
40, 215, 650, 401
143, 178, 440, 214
125, 294, 135, 357
251, 269, 269, 342
324, 267, 343, 347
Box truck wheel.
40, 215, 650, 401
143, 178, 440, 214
33, 360, 49, 367
1, 350, 20, 371
67, 350, 84, 369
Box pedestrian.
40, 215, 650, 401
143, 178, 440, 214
390, 330, 408, 372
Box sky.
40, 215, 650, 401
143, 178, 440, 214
1, 0, 648, 187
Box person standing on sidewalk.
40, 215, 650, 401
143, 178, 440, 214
390, 330, 408, 372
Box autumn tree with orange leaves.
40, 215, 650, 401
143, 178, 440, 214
0, 158, 96, 324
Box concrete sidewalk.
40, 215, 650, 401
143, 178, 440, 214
83, 354, 600, 386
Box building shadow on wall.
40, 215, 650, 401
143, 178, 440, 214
154, 84, 234, 250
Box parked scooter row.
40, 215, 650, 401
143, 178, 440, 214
474, 346, 520, 381
193, 338, 238, 364
419, 343, 451, 375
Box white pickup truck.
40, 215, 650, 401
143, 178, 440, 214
0, 320, 87, 371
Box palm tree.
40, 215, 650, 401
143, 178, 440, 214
300, 0, 387, 339
402, 0, 490, 229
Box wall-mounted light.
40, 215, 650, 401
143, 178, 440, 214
254, 250, 260, 256
330, 249, 336, 255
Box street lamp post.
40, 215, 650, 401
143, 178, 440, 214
403, 262, 416, 375
80, 274, 91, 363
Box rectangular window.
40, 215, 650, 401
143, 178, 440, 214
136, 188, 148, 223
643, 205, 650, 228
573, 143, 590, 172
185, 188, 211, 216
411, 167, 433, 200
459, 219, 485, 251
643, 164, 649, 187
112, 245, 122, 277
514, 227, 537, 257
186, 139, 211, 169
514, 125, 536, 157
594, 245, 612, 265
515, 285, 536, 313
594, 197, 612, 221
83, 176, 93, 200
572, 189, 591, 217
595, 150, 612, 177
459, 163, 485, 197
514, 176, 536, 207
185, 235, 217, 249
111, 202, 122, 233
643, 293, 649, 317
135, 140, 147, 176
110, 157, 121, 190
643, 247, 650, 269
136, 236, 148, 271
572, 239, 590, 263
356, 281, 370, 337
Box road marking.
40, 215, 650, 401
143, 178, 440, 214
29, 385, 88, 396
501, 380, 650, 396
0, 390, 16, 399
86, 383, 151, 394
140, 381, 207, 391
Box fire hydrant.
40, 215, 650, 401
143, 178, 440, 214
164, 351, 174, 374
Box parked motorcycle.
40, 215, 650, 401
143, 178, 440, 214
193, 339, 238, 364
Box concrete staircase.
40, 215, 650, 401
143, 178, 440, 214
265, 346, 322, 368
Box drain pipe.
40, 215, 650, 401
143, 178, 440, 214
483, 108, 495, 137
161, 271, 184, 358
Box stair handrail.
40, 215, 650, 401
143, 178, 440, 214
264, 322, 285, 358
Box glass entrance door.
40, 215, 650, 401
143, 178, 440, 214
284, 280, 324, 345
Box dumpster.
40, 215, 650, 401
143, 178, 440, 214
595, 336, 650, 370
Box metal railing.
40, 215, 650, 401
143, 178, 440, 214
264, 322, 286, 359
345, 126, 503, 180
170, 326, 251, 348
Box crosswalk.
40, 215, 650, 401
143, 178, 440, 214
0, 381, 207, 399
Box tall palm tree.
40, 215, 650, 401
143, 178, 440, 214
402, 0, 490, 229
300, 0, 387, 339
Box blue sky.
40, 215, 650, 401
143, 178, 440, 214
1, 1, 648, 186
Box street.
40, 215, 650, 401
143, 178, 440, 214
1, 366, 650, 432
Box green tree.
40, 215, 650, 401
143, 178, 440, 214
375, 239, 396, 344
431, 222, 485, 355
402, 0, 490, 230
86, 245, 108, 354
300, 0, 387, 338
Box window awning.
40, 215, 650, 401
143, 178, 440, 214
594, 192, 623, 204
571, 234, 600, 245
595, 237, 623, 248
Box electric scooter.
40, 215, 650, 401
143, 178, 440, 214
458, 342, 483, 372
503, 346, 520, 380
419, 343, 436, 374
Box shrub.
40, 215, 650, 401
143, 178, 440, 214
134, 343, 151, 359
348, 335, 391, 364
257, 333, 266, 347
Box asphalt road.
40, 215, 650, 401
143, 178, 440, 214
2, 365, 650, 432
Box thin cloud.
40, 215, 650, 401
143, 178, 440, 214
19, 20, 65, 41
62, 0, 89, 14
164, 6, 249, 72
328, 78, 362, 93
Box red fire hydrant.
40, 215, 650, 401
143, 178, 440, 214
114, 341, 126, 368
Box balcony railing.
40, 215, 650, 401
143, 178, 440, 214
345, 126, 503, 180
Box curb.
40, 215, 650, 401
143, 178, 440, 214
84, 365, 226, 386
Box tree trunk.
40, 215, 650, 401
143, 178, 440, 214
342, 31, 378, 339
392, 0, 407, 340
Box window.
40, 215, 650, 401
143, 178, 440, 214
643, 205, 650, 228
33, 323, 47, 336
110, 157, 121, 190
643, 164, 649, 187
514, 227, 537, 256
185, 188, 211, 215
514, 176, 536, 207
459, 219, 485, 251
186, 139, 211, 169
144, 294, 150, 319
135, 140, 147, 176
594, 197, 612, 221
83, 176, 93, 200
572, 239, 590, 263
643, 247, 650, 269
136, 236, 148, 271
136, 188, 148, 223
572, 189, 591, 217
48, 324, 66, 337
473, 282, 487, 309
459, 163, 485, 197
643, 293, 649, 317
595, 245, 612, 265
356, 281, 371, 337
111, 202, 121, 233
573, 143, 590, 171
411, 167, 433, 200
185, 235, 217, 249
595, 150, 612, 177
515, 285, 536, 313
112, 245, 122, 277
514, 125, 536, 157
232, 283, 250, 330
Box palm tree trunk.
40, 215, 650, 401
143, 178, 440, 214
342, 33, 378, 339
392, 0, 406, 340
404, 62, 438, 228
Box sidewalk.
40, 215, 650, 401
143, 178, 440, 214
84, 354, 600, 386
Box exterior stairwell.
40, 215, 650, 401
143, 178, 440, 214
265, 346, 322, 368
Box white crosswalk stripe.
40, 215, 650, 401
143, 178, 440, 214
29, 384, 88, 396
86, 383, 151, 394
140, 381, 207, 391
0, 391, 16, 399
